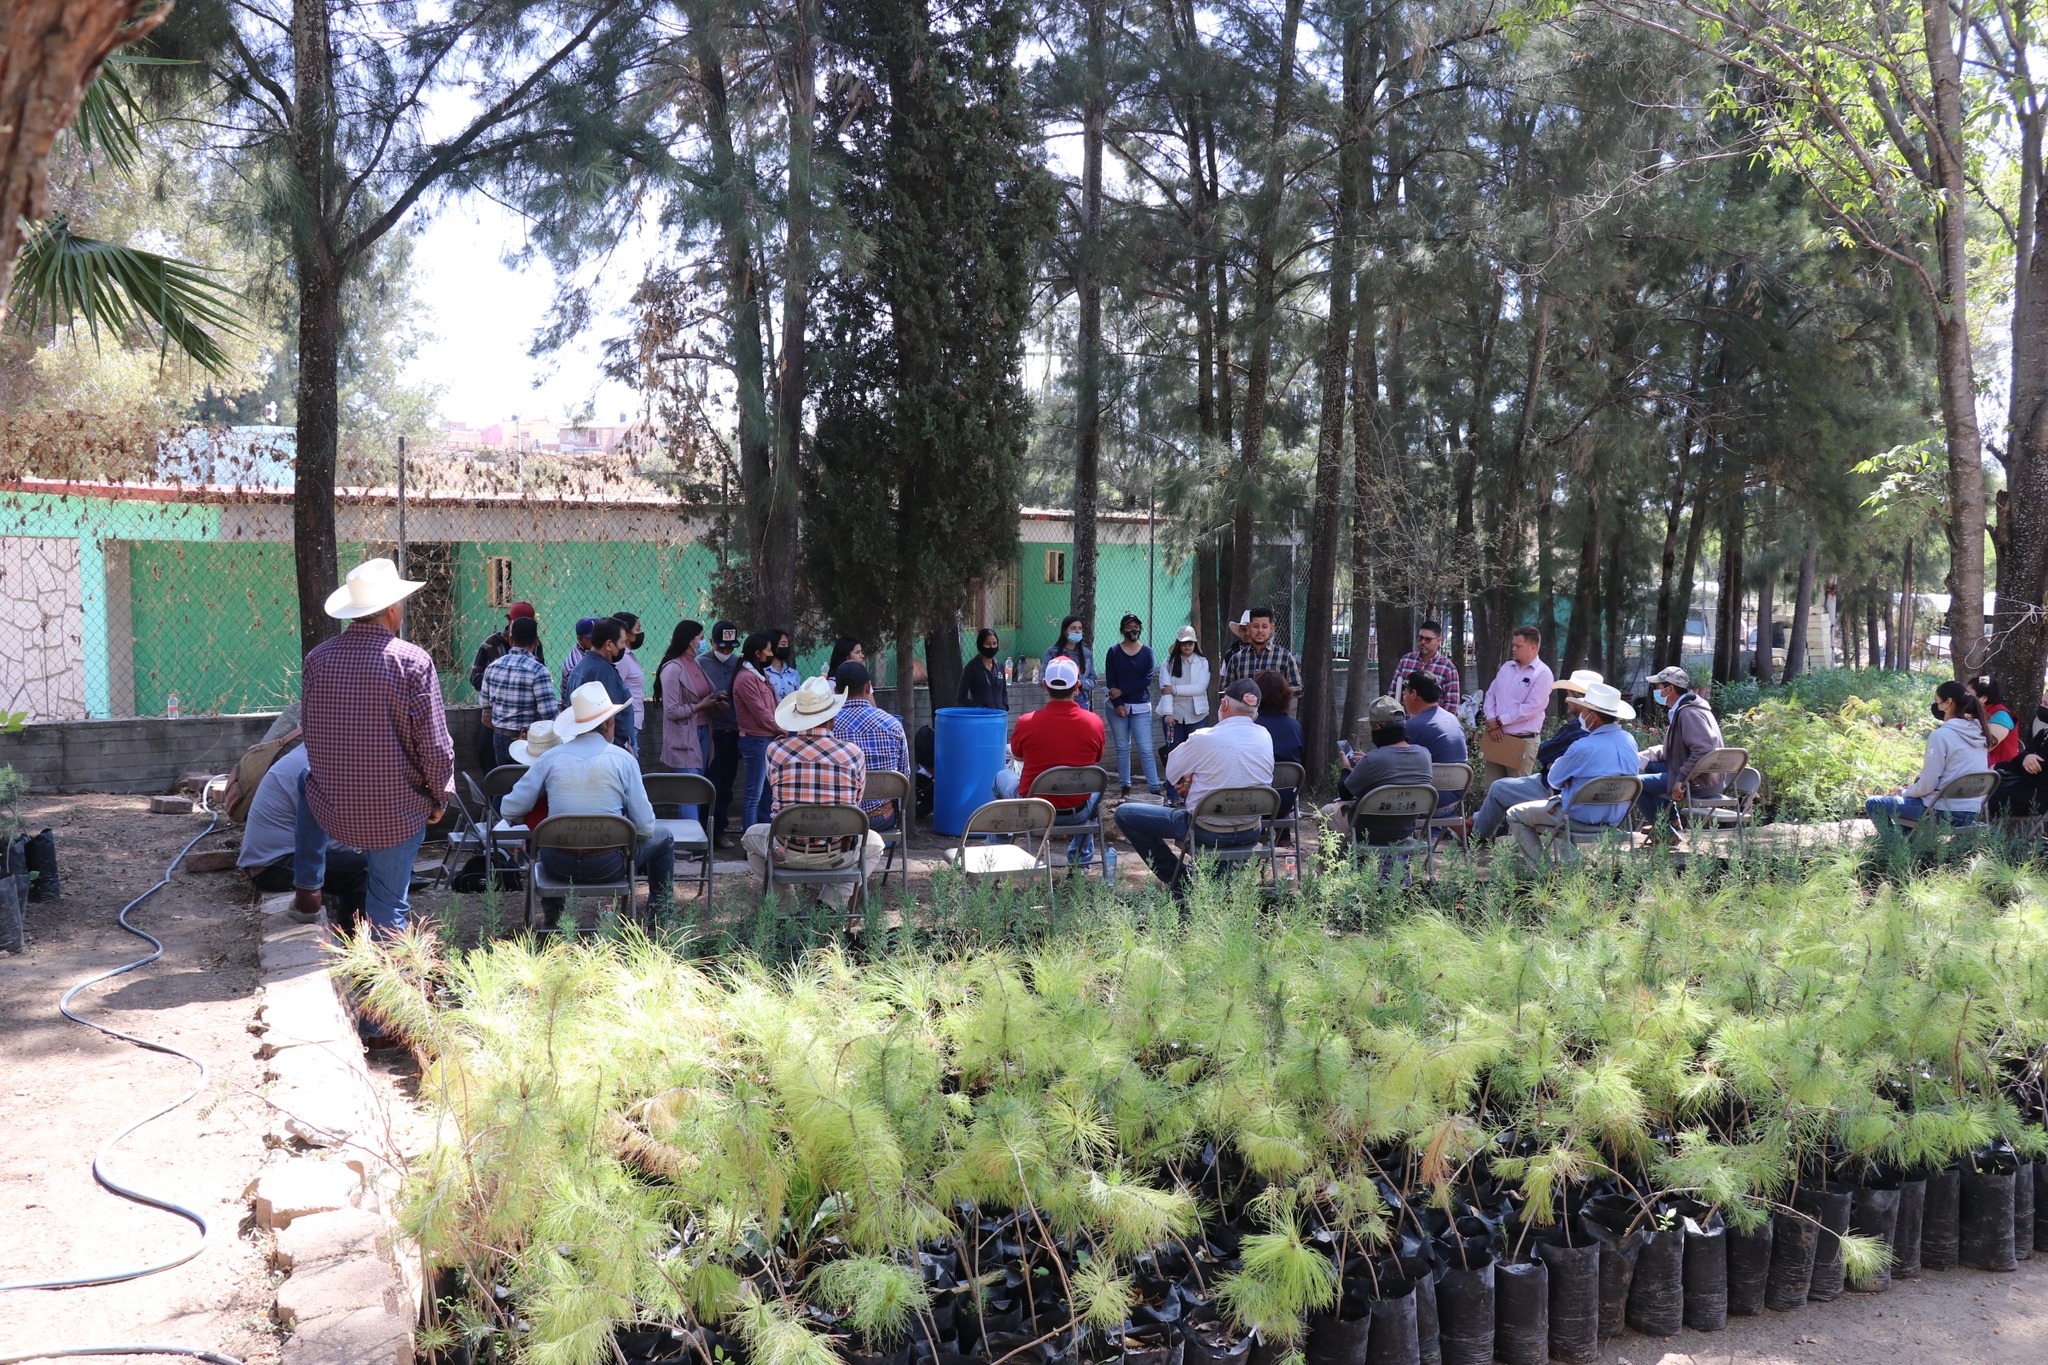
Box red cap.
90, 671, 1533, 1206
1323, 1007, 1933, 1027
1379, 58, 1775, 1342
506, 601, 536, 621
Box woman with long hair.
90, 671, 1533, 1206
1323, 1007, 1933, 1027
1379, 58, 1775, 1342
829, 637, 866, 678
1041, 614, 1097, 711
959, 626, 1009, 709
1969, 674, 2020, 767
655, 620, 719, 822
1254, 669, 1304, 817
1865, 679, 1991, 833
732, 631, 781, 830
1157, 624, 1210, 751
766, 627, 802, 701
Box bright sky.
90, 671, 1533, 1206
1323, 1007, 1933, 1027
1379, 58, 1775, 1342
406, 193, 644, 428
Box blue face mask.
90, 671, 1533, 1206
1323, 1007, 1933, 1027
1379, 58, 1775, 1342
1067, 629, 1084, 644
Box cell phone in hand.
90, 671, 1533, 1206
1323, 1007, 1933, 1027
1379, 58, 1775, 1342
1338, 740, 1355, 760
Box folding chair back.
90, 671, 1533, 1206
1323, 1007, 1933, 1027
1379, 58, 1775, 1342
1028, 765, 1110, 877
1429, 762, 1475, 855
862, 769, 914, 890
944, 798, 1058, 894
1271, 761, 1306, 795
1431, 763, 1473, 802
526, 813, 639, 931
1677, 748, 1756, 844
1270, 761, 1306, 885
1897, 770, 2002, 833
483, 764, 525, 805
643, 771, 715, 900
1185, 785, 1281, 882
762, 803, 873, 908
1553, 775, 1645, 860
1346, 782, 1440, 875
1685, 747, 1749, 781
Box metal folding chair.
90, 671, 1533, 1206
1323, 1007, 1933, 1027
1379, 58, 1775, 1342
1270, 760, 1305, 884
942, 797, 1058, 904
642, 771, 715, 902
482, 764, 525, 810
1179, 786, 1282, 883
1542, 774, 1646, 866
1672, 747, 1756, 850
1346, 783, 1441, 878
438, 775, 492, 888
525, 813, 639, 933
1896, 770, 2003, 835
1028, 765, 1111, 874
1430, 762, 1474, 856
861, 769, 913, 890
760, 803, 873, 912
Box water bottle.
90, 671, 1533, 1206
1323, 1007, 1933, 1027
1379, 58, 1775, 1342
166, 691, 180, 719
1104, 846, 1119, 882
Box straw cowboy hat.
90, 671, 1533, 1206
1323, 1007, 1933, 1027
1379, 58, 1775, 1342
1551, 669, 1604, 695
324, 557, 425, 620
510, 720, 564, 765
1572, 680, 1636, 723
553, 680, 629, 742
775, 674, 848, 732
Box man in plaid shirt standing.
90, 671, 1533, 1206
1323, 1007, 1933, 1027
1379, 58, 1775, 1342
830, 661, 909, 830
1384, 620, 1462, 710
292, 558, 454, 947
742, 676, 885, 907
1222, 605, 1304, 697
477, 615, 558, 768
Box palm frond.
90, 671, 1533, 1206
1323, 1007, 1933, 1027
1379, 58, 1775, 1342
9, 216, 244, 375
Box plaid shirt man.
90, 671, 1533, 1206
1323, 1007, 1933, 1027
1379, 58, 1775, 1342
478, 647, 559, 735
832, 698, 909, 818
1221, 640, 1303, 694
1386, 650, 1462, 709
302, 620, 454, 849
766, 730, 867, 854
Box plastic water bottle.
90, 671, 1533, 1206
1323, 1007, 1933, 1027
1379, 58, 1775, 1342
1104, 846, 1119, 882
166, 691, 181, 719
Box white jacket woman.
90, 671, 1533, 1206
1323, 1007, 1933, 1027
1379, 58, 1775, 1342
1157, 625, 1211, 745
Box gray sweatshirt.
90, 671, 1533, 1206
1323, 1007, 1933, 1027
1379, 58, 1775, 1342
1906, 717, 1991, 809
1641, 691, 1727, 798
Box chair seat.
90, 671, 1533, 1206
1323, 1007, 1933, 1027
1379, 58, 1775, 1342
530, 862, 634, 896
945, 844, 1045, 875
658, 816, 708, 850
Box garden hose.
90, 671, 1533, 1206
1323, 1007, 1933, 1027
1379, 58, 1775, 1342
0, 802, 229, 1295
0, 1349, 245, 1365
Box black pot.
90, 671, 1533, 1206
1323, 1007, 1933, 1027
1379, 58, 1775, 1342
1847, 1185, 1900, 1293
1626, 1220, 1684, 1337
1432, 1260, 1493, 1365
1921, 1166, 1961, 1271
1366, 1282, 1420, 1365
1725, 1216, 1772, 1316
1410, 1270, 1439, 1365
1576, 1214, 1643, 1340
1960, 1165, 2019, 1271
1764, 1205, 1819, 1311
1893, 1174, 1927, 1280
1491, 1259, 1547, 1365
1178, 1319, 1253, 1365
1302, 1306, 1371, 1365
2035, 1162, 2048, 1253
1801, 1184, 1854, 1303
2016, 1160, 2037, 1262
1682, 1211, 1728, 1331
1532, 1239, 1598, 1364
1122, 1322, 1184, 1365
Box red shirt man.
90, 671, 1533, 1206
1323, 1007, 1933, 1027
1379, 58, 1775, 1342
1011, 655, 1106, 808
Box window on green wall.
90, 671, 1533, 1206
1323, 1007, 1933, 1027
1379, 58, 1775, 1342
1044, 550, 1067, 585
487, 556, 514, 607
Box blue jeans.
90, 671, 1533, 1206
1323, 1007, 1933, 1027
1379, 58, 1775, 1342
1637, 764, 1675, 825
537, 826, 675, 910
738, 735, 772, 830
1473, 774, 1549, 840
293, 770, 426, 941
1107, 708, 1161, 792
1113, 801, 1259, 892
993, 769, 1098, 863
1865, 794, 1979, 835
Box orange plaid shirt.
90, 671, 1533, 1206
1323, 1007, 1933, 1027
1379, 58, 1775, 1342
767, 731, 867, 853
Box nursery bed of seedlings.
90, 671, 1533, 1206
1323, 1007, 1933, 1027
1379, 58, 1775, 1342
342, 849, 2048, 1365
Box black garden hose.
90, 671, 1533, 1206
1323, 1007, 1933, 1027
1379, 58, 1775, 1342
0, 1348, 246, 1365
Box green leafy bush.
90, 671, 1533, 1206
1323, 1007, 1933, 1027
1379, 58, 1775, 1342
1724, 696, 1931, 821
1714, 667, 1933, 728
0, 764, 22, 847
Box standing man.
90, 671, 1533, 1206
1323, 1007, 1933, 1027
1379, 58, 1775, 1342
1480, 626, 1554, 783
1636, 666, 1726, 829
293, 558, 454, 951
477, 615, 559, 768
1385, 621, 1462, 709
561, 617, 598, 697
1114, 678, 1273, 893
565, 618, 638, 754
1221, 606, 1303, 695
830, 661, 910, 831
468, 601, 541, 771
700, 620, 744, 848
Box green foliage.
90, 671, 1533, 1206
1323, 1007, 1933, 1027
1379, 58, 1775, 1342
1714, 668, 1933, 727
0, 764, 23, 847
1721, 681, 1933, 821
10, 217, 245, 375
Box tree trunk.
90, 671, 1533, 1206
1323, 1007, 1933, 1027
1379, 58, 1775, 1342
1485, 283, 1553, 648
894, 622, 918, 723
763, 0, 818, 629
290, 0, 343, 656
923, 606, 963, 721
1070, 0, 1105, 640
1299, 9, 1364, 792
1752, 566, 1775, 685
1225, 0, 1305, 610
1783, 540, 1818, 678
1564, 492, 1600, 673
1673, 461, 1709, 667
1343, 281, 1381, 742
1993, 114, 2048, 705
1536, 488, 1556, 675
0, 0, 165, 305
1897, 540, 1915, 670
1603, 524, 1625, 683
1713, 496, 1744, 683
1868, 592, 1883, 670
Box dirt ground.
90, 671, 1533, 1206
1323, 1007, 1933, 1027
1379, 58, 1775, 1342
0, 793, 2037, 1365
0, 794, 280, 1364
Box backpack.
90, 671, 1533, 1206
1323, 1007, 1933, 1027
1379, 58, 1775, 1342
224, 730, 301, 824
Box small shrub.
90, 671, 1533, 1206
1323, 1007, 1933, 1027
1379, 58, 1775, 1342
1724, 696, 1929, 822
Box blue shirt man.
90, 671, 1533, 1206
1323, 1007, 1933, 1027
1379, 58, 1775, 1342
1399, 673, 1467, 815
1504, 682, 1640, 871
565, 617, 637, 754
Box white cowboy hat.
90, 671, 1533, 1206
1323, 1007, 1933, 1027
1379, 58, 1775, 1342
1573, 680, 1637, 722
1551, 669, 1604, 695
553, 680, 629, 742
324, 557, 425, 620
510, 720, 564, 765
775, 674, 847, 732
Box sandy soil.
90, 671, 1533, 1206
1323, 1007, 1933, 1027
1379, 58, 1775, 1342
0, 794, 281, 1364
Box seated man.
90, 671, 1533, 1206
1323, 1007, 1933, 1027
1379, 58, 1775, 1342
1504, 682, 1641, 871
1400, 673, 1468, 816
1115, 678, 1274, 893
1474, 669, 1601, 840
994, 656, 1106, 864
831, 662, 910, 832
501, 682, 674, 923
1321, 697, 1435, 845
236, 742, 367, 933
1636, 665, 1725, 829
744, 677, 886, 906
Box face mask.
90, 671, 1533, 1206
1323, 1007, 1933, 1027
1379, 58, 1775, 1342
774, 645, 793, 662
1932, 702, 1946, 720
1122, 628, 1141, 641
1067, 629, 1084, 644
980, 643, 1000, 658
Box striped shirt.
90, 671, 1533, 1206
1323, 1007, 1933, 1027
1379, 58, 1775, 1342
301, 621, 454, 849
478, 648, 559, 734
833, 698, 909, 817
1386, 650, 1462, 709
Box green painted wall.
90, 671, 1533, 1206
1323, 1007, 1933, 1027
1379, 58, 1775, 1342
1014, 539, 1195, 660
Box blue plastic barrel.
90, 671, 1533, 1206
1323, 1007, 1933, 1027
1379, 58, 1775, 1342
934, 706, 1009, 836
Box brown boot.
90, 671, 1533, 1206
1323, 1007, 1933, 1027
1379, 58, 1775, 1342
291, 887, 323, 923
